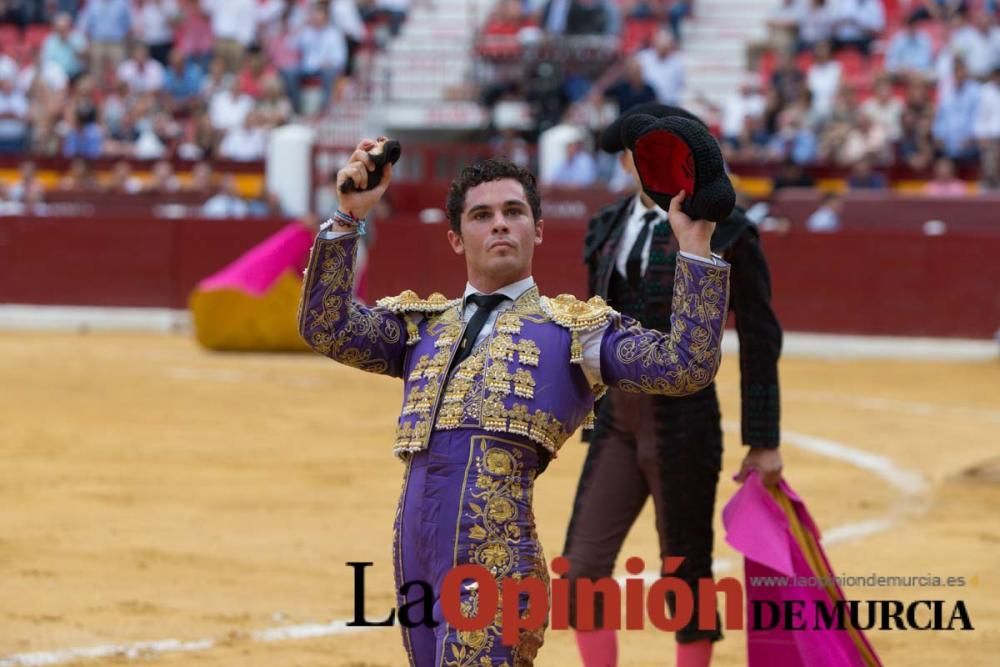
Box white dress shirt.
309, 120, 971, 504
614, 194, 724, 279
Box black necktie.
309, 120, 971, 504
626, 210, 660, 287
449, 293, 509, 372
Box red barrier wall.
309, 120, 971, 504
1, 216, 998, 338
366, 220, 1000, 339
0, 217, 286, 308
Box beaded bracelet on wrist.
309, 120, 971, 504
332, 209, 366, 234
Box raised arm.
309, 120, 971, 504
298, 231, 408, 377
600, 253, 729, 395
297, 137, 408, 377
598, 189, 730, 396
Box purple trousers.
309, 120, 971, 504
393, 430, 549, 666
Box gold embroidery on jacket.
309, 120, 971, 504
301, 239, 402, 374
614, 258, 728, 396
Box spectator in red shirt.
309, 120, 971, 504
483, 0, 534, 37
173, 0, 215, 70
237, 47, 276, 100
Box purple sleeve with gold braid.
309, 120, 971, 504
600, 255, 730, 396
297, 232, 408, 378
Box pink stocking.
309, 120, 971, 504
574, 629, 618, 667
676, 639, 713, 667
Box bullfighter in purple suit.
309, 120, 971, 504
298, 137, 732, 666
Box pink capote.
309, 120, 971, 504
722, 474, 882, 667
198, 222, 314, 297
189, 222, 315, 351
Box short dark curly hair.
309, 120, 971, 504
445, 157, 542, 233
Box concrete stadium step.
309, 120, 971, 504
694, 0, 781, 11
684, 24, 767, 40
402, 15, 479, 27
389, 39, 472, 53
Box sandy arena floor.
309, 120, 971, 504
1, 332, 998, 666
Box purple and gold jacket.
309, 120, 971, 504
298, 232, 731, 460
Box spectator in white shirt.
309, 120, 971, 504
798, 0, 835, 52
950, 13, 997, 79
0, 77, 30, 154
76, 0, 132, 83
720, 79, 767, 146
41, 13, 87, 79
831, 0, 884, 55
333, 0, 367, 76
288, 5, 347, 114
202, 174, 249, 218
132, 0, 180, 65
805, 191, 842, 232
117, 43, 166, 93
885, 16, 935, 79
807, 40, 842, 118
635, 30, 685, 106
0, 45, 17, 84
860, 77, 903, 142
549, 138, 598, 187
974, 67, 1000, 188
19, 55, 70, 95
218, 110, 269, 161
200, 0, 257, 71
209, 76, 254, 130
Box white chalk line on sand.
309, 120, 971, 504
614, 422, 929, 588
1, 425, 927, 666
0, 623, 384, 667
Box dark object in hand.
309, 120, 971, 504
339, 140, 403, 194
620, 114, 735, 223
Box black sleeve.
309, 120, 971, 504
581, 212, 606, 442
727, 225, 783, 449
583, 213, 603, 298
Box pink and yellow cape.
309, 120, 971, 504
189, 222, 314, 351
723, 474, 883, 667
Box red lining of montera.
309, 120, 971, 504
634, 131, 695, 195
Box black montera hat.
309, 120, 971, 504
620, 113, 735, 223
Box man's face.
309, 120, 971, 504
619, 148, 638, 180
447, 179, 542, 287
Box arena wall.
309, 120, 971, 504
2, 214, 997, 339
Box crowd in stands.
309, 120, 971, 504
0, 155, 287, 218
479, 0, 1000, 192
478, 0, 689, 147
0, 0, 408, 165
726, 0, 1000, 188
741, 1, 992, 186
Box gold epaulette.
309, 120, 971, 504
376, 290, 461, 314
540, 294, 614, 364
540, 294, 613, 332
